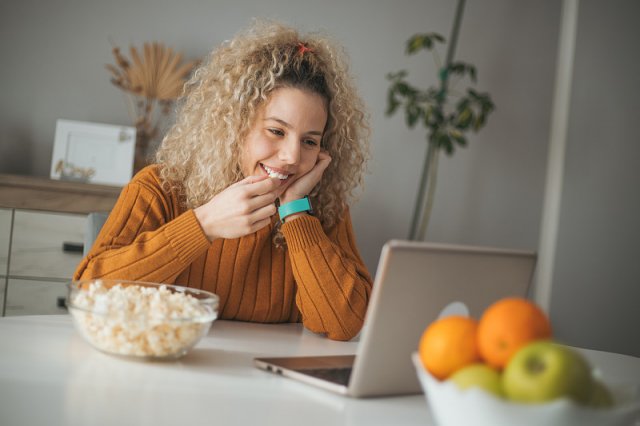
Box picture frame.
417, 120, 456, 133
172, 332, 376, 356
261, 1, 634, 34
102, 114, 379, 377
50, 119, 136, 186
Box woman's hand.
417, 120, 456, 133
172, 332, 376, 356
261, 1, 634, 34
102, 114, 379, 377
280, 150, 332, 204
194, 175, 281, 241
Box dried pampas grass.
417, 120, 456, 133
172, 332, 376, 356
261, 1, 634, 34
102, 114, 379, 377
106, 42, 197, 101
106, 42, 199, 172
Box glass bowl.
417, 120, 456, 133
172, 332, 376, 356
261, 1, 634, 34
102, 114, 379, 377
67, 279, 219, 360
411, 353, 640, 426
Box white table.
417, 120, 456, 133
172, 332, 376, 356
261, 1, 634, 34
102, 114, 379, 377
0, 316, 431, 425
1, 316, 639, 426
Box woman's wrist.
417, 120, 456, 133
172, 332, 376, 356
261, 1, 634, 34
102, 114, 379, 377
279, 193, 306, 205
278, 196, 312, 223
281, 212, 306, 223
193, 206, 217, 241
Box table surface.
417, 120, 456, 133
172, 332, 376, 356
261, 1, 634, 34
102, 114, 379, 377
1, 315, 639, 426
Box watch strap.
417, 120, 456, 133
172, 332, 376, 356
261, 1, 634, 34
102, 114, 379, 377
278, 197, 312, 222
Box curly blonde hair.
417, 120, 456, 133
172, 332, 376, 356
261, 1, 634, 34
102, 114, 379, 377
156, 19, 369, 236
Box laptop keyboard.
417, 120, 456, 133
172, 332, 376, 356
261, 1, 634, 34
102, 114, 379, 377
299, 367, 352, 386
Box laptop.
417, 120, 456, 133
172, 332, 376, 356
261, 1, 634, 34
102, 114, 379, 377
254, 240, 536, 398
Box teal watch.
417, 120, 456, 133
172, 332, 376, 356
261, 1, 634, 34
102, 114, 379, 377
278, 196, 313, 222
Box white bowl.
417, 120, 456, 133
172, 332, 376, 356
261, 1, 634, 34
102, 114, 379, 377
68, 279, 219, 360
411, 353, 640, 426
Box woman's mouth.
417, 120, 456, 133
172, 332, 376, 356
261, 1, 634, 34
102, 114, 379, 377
261, 164, 291, 181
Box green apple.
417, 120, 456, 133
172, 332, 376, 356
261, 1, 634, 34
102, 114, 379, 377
587, 380, 614, 408
502, 341, 593, 404
450, 363, 504, 397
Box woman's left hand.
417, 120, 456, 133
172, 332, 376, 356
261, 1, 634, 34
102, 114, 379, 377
280, 150, 332, 204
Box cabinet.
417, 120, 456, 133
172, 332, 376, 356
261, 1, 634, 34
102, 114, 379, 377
4, 278, 69, 316
0, 174, 120, 316
0, 173, 120, 214
1, 209, 86, 316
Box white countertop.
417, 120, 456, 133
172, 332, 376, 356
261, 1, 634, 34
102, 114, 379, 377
1, 315, 639, 426
0, 315, 431, 426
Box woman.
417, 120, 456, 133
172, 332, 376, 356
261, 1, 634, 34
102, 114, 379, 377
75, 20, 372, 341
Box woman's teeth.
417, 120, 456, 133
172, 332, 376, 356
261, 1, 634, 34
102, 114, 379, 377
263, 164, 289, 180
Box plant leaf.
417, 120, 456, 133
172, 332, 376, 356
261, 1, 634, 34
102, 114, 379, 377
386, 88, 400, 116
437, 132, 454, 155
473, 114, 486, 131
423, 106, 433, 127
406, 104, 422, 128
456, 98, 470, 112
450, 130, 467, 147
386, 70, 408, 81
456, 107, 473, 129
396, 81, 416, 96
448, 62, 477, 82
406, 32, 446, 54
467, 88, 480, 100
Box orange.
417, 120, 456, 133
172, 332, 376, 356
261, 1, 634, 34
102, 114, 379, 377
419, 315, 480, 380
477, 297, 552, 369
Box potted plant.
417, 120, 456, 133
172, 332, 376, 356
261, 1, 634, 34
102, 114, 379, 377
386, 0, 495, 240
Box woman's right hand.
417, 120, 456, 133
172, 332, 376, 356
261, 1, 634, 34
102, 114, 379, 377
194, 175, 282, 241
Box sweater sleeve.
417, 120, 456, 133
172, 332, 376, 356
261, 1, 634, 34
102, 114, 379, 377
281, 209, 373, 341
73, 170, 211, 283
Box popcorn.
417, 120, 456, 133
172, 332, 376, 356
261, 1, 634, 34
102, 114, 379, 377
69, 281, 216, 358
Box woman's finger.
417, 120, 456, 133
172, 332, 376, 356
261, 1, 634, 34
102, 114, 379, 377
243, 174, 270, 185
249, 202, 277, 224
246, 192, 278, 212
249, 216, 273, 234
318, 150, 332, 162
229, 174, 269, 188
245, 176, 282, 195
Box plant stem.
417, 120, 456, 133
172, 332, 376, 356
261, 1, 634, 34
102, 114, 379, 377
408, 139, 436, 239
410, 0, 466, 240
416, 146, 440, 240
444, 0, 466, 82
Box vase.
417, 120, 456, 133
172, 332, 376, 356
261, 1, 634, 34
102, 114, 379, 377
133, 127, 155, 175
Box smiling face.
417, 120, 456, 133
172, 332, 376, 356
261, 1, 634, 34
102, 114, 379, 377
241, 87, 328, 191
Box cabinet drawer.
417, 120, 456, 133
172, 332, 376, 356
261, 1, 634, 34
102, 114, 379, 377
9, 210, 86, 279
4, 278, 68, 316
0, 208, 12, 274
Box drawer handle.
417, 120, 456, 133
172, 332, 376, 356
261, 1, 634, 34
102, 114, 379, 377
62, 241, 84, 253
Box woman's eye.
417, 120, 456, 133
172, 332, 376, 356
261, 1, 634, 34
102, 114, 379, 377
268, 128, 284, 136
303, 139, 318, 147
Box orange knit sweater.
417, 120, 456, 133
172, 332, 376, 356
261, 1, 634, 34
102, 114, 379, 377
74, 166, 373, 341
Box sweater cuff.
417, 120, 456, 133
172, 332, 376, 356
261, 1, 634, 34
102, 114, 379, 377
281, 215, 325, 253
163, 210, 211, 264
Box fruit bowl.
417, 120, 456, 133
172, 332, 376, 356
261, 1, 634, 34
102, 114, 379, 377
412, 353, 640, 426
67, 279, 219, 360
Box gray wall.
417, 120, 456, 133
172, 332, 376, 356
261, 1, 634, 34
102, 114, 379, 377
550, 0, 640, 356
0, 0, 560, 273
8, 1, 637, 356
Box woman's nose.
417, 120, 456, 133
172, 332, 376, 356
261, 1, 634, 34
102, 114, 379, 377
278, 136, 300, 165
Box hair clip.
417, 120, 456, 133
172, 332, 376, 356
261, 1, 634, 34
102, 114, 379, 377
297, 42, 313, 55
